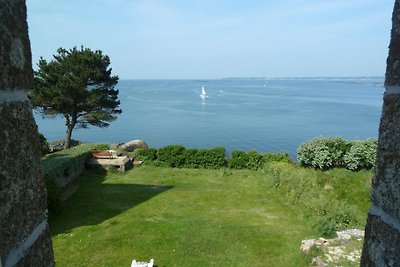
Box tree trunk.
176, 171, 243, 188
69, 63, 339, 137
64, 114, 76, 149
64, 124, 74, 149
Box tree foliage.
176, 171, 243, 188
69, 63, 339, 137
29, 46, 121, 148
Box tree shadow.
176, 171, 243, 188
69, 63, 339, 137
49, 170, 173, 235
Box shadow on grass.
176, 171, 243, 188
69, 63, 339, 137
49, 170, 173, 235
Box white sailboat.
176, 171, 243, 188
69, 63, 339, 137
200, 86, 207, 99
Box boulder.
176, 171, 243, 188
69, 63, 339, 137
120, 140, 148, 152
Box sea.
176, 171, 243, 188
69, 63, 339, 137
33, 77, 384, 160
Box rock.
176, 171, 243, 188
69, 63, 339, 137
300, 239, 316, 252
327, 246, 345, 261
345, 249, 362, 262
120, 140, 148, 152
111, 143, 124, 148
312, 256, 328, 266
315, 237, 329, 246
336, 229, 364, 240
324, 184, 333, 190
336, 231, 352, 240
301, 228, 365, 266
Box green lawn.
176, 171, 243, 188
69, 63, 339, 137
49, 164, 372, 267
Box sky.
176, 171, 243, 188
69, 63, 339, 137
27, 0, 394, 79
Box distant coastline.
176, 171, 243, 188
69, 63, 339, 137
125, 76, 384, 81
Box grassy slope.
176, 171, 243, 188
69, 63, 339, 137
50, 166, 318, 266
262, 162, 372, 235
49, 164, 372, 267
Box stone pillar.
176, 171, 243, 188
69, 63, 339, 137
0, 1, 54, 266
361, 0, 400, 266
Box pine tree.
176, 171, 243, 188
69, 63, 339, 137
30, 46, 121, 148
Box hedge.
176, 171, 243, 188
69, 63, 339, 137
134, 145, 227, 169
157, 145, 187, 167
297, 137, 377, 170
133, 147, 158, 163
133, 146, 291, 170
42, 143, 96, 214
228, 150, 292, 170
187, 147, 227, 169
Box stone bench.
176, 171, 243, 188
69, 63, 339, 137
87, 155, 132, 171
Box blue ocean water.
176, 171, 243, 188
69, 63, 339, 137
34, 77, 384, 159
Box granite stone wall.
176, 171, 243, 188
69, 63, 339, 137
0, 1, 54, 266
361, 0, 400, 266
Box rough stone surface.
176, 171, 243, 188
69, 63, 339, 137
361, 214, 400, 267
15, 225, 54, 267
0, 100, 54, 266
120, 139, 148, 152
0, 0, 33, 89
361, 0, 400, 265
370, 93, 400, 219
0, 0, 54, 266
385, 0, 400, 86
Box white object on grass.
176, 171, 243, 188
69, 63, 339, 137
131, 258, 154, 267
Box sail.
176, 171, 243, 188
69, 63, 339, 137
201, 86, 206, 96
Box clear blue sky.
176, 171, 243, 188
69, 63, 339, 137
27, 0, 393, 79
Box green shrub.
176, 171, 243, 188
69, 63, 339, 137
344, 139, 377, 170
229, 150, 292, 170
192, 147, 226, 169
228, 151, 250, 169
132, 145, 287, 170
157, 145, 186, 167
43, 144, 94, 179
297, 137, 376, 170
154, 146, 226, 169
263, 153, 292, 163
247, 151, 265, 170
42, 143, 96, 214
44, 173, 61, 215
94, 143, 110, 150
183, 148, 201, 168
133, 148, 158, 163
323, 137, 351, 167
315, 204, 359, 237
297, 137, 350, 169
38, 132, 50, 155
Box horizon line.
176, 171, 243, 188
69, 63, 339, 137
118, 75, 385, 80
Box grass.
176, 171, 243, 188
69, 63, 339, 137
49, 163, 372, 267
262, 163, 372, 237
